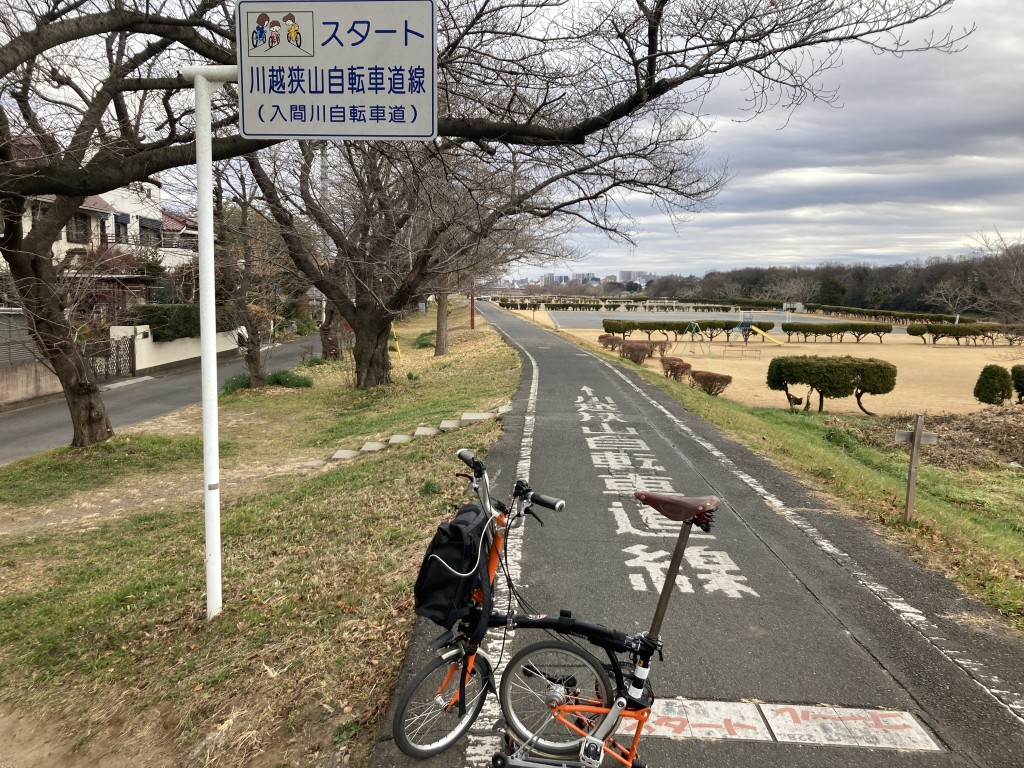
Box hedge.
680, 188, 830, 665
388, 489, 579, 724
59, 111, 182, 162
804, 305, 973, 324
904, 323, 1024, 346
602, 318, 776, 342
780, 322, 892, 343
132, 304, 236, 342
767, 355, 897, 415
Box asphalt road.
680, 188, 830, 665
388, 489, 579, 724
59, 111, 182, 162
0, 337, 319, 466
375, 305, 1024, 768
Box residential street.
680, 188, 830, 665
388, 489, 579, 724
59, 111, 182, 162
0, 337, 319, 466
375, 305, 1024, 768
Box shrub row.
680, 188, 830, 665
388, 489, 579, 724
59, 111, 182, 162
906, 323, 1024, 346
780, 322, 892, 343
658, 356, 731, 395
599, 339, 732, 396
132, 304, 236, 342
804, 305, 972, 324
602, 318, 775, 341
767, 355, 897, 415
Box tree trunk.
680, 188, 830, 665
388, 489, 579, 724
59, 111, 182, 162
434, 293, 449, 356
6, 253, 113, 446
350, 302, 393, 387
237, 319, 265, 388
320, 306, 349, 360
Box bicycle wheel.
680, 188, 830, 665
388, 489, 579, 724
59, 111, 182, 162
393, 651, 492, 758
498, 640, 615, 758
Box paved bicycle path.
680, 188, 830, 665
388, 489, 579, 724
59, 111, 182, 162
375, 306, 1024, 768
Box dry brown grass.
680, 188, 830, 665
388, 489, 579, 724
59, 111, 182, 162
523, 310, 1023, 416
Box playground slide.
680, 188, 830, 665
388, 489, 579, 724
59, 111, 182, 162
747, 325, 784, 345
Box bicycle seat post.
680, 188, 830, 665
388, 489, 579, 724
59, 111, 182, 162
648, 518, 695, 638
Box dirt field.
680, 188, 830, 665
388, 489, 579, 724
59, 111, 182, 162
509, 309, 1024, 471
520, 310, 1023, 416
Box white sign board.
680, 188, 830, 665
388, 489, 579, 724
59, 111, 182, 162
236, 0, 436, 140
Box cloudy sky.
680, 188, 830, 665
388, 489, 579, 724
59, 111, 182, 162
521, 0, 1023, 281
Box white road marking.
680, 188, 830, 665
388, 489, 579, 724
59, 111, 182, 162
599, 357, 1024, 726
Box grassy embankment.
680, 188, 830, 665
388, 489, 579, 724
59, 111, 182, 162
0, 303, 1020, 768
0, 305, 517, 768
591, 341, 1024, 631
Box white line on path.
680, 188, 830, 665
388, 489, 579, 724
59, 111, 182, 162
601, 359, 1024, 727
462, 327, 541, 767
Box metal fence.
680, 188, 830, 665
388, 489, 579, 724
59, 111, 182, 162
0, 309, 36, 368
84, 336, 136, 380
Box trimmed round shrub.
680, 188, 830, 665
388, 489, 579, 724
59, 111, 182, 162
974, 364, 1012, 405
660, 357, 692, 381
691, 370, 732, 396
619, 340, 653, 364
767, 355, 895, 414
1012, 364, 1024, 404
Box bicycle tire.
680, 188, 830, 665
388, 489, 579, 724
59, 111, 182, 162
498, 640, 616, 758
393, 650, 491, 758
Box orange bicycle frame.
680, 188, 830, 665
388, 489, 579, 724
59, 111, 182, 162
551, 704, 651, 767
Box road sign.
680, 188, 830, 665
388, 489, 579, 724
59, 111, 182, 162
236, 0, 437, 140
895, 429, 938, 445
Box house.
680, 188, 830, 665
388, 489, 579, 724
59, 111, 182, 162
161, 209, 201, 268
4, 183, 209, 317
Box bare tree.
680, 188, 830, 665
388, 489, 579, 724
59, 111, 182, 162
0, 1, 271, 445
212, 158, 314, 386
761, 273, 820, 305
972, 232, 1024, 324
251, 110, 721, 386
1, 0, 970, 444
922, 276, 979, 319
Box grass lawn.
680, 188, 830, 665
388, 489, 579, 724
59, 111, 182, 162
0, 302, 1020, 768
0, 304, 518, 768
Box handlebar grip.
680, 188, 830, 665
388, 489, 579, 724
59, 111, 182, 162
529, 492, 565, 512
457, 448, 476, 468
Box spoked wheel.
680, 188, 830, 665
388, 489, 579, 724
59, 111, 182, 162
498, 640, 616, 758
393, 651, 492, 758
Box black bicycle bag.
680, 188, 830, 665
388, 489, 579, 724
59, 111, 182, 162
414, 503, 491, 642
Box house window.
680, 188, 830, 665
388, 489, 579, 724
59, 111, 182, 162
66, 213, 91, 244
138, 217, 161, 246
114, 213, 130, 244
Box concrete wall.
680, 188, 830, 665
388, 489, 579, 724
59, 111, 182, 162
110, 325, 240, 373
0, 361, 62, 409
1, 326, 240, 409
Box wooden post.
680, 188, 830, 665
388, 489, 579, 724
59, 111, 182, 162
469, 283, 475, 330
895, 415, 937, 524
903, 414, 926, 524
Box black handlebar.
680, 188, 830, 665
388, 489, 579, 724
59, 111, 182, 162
460, 451, 565, 512
457, 448, 485, 476
528, 492, 565, 512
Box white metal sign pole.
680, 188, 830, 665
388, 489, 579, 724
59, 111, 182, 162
180, 64, 238, 620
